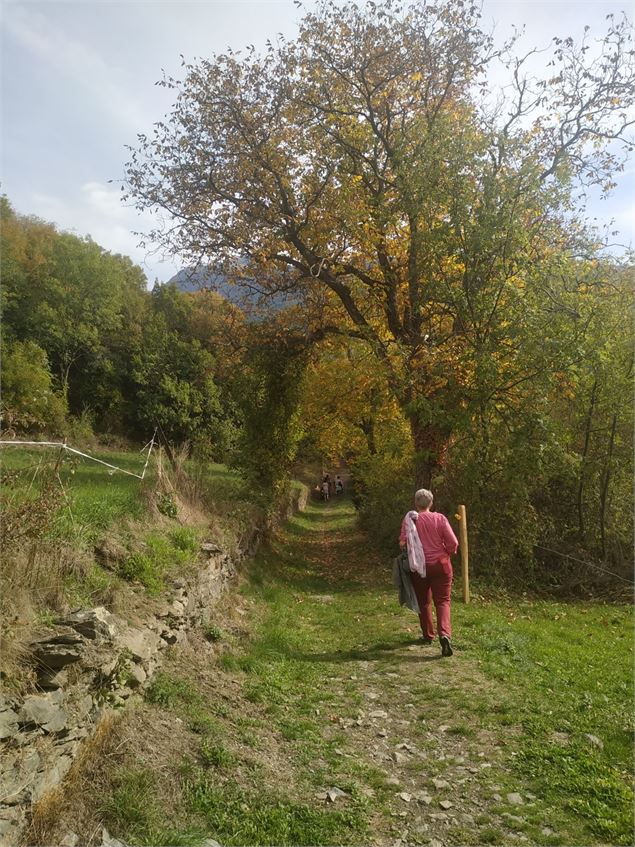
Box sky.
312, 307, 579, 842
1, 0, 633, 285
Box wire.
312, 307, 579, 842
478, 526, 634, 585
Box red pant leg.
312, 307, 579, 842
426, 560, 453, 639
410, 572, 435, 638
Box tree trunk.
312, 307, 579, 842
409, 416, 451, 489
599, 412, 617, 560
577, 380, 597, 540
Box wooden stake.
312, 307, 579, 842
458, 504, 470, 603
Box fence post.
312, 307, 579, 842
458, 504, 470, 604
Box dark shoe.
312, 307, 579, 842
440, 636, 453, 657
420, 636, 433, 645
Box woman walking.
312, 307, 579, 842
400, 489, 458, 656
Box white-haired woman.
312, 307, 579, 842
399, 488, 458, 656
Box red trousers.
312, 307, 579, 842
411, 559, 453, 639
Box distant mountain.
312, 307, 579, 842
166, 265, 296, 312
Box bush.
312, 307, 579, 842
0, 339, 67, 434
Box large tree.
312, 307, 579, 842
125, 0, 634, 485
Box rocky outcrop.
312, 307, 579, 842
0, 484, 309, 846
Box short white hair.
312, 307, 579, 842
414, 488, 433, 510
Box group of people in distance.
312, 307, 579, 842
320, 473, 344, 501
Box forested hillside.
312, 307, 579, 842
1, 189, 633, 589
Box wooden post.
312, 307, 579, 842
458, 504, 470, 604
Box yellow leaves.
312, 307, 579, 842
411, 71, 422, 82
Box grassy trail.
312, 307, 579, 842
34, 496, 633, 847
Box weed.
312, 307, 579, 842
146, 673, 199, 708
199, 739, 235, 769
203, 624, 224, 643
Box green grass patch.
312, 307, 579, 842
184, 774, 367, 845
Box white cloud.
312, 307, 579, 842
2, 5, 155, 134
28, 183, 180, 283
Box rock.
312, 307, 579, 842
432, 778, 450, 790
392, 751, 408, 764
377, 729, 388, 737
117, 627, 160, 663
60, 607, 117, 641
386, 777, 401, 786
507, 792, 524, 805
413, 792, 432, 804
200, 542, 222, 553
438, 724, 450, 732
19, 696, 67, 734
31, 755, 73, 802
439, 800, 453, 810
398, 792, 412, 802
201, 841, 222, 847
430, 812, 448, 821
310, 595, 335, 603
541, 827, 554, 836
60, 833, 79, 847
128, 664, 147, 687
396, 742, 415, 753
169, 600, 185, 617
502, 813, 525, 825
31, 629, 84, 676
101, 828, 128, 847
326, 787, 349, 802
584, 733, 603, 750
0, 706, 19, 739
370, 709, 388, 719
492, 793, 502, 802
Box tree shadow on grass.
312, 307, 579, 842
285, 638, 445, 664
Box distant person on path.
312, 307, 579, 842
321, 479, 330, 501
335, 475, 344, 494
400, 488, 458, 657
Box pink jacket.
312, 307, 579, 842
399, 511, 458, 564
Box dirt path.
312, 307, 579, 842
33, 497, 561, 847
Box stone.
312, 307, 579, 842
19, 696, 67, 734
432, 778, 450, 790
439, 800, 453, 810
492, 793, 502, 802
31, 629, 84, 674
398, 792, 412, 802
60, 833, 80, 847
201, 542, 222, 553
386, 777, 401, 786
392, 751, 408, 764
326, 787, 349, 802
370, 709, 388, 719
117, 627, 160, 663
438, 724, 450, 732
584, 733, 603, 750
169, 600, 185, 617
502, 813, 525, 825
507, 792, 524, 805
396, 742, 415, 753
541, 827, 554, 836
377, 729, 388, 737
60, 607, 117, 641
0, 706, 19, 740
128, 664, 147, 687
101, 828, 128, 847
32, 756, 73, 802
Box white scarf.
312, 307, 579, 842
404, 510, 426, 577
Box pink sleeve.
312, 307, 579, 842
441, 515, 459, 554
399, 516, 407, 546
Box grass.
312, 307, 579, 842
25, 493, 634, 847
453, 599, 633, 843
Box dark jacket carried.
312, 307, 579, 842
392, 551, 420, 614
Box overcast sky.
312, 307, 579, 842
1, 0, 633, 285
